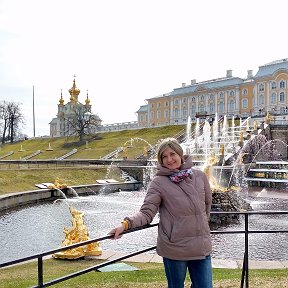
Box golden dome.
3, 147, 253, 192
69, 78, 80, 102
85, 90, 90, 106
59, 90, 64, 105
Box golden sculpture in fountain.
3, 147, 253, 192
53, 206, 102, 259
48, 177, 68, 189
202, 153, 239, 193
202, 153, 226, 192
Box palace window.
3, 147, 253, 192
201, 95, 205, 101
271, 81, 276, 89
259, 83, 264, 92
183, 97, 187, 104
279, 92, 285, 102
150, 111, 154, 119
174, 108, 179, 117
157, 102, 161, 108
157, 110, 161, 119
192, 97, 196, 102
218, 102, 224, 112
230, 90, 235, 97
242, 98, 248, 109
270, 93, 276, 104
259, 94, 264, 105
229, 100, 235, 111
165, 101, 169, 107
191, 105, 195, 115
243, 89, 248, 96
174, 99, 179, 105
209, 94, 214, 100
200, 104, 205, 113
164, 109, 169, 119
280, 80, 286, 89
151, 103, 154, 108
183, 107, 187, 117
209, 102, 214, 113
219, 92, 224, 99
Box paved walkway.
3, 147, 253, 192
91, 250, 288, 270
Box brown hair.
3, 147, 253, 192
157, 137, 184, 166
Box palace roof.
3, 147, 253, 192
170, 77, 244, 96
254, 58, 288, 78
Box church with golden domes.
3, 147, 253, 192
49, 77, 102, 137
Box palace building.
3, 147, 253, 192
49, 78, 102, 137
50, 59, 288, 137
136, 58, 288, 127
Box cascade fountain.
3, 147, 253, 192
0, 115, 288, 264
178, 114, 288, 220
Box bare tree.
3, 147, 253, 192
0, 101, 10, 143
0, 101, 25, 143
63, 103, 101, 142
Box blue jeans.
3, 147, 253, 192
163, 255, 213, 288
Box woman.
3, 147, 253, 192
110, 137, 213, 288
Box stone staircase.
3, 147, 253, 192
21, 150, 41, 160
0, 151, 14, 159
56, 148, 78, 160
100, 147, 123, 160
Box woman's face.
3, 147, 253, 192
161, 147, 182, 170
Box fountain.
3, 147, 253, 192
53, 206, 102, 259
0, 114, 287, 265
177, 114, 287, 220
47, 177, 99, 259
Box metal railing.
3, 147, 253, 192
1, 211, 288, 288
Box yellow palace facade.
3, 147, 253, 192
137, 59, 288, 127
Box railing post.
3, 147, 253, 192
245, 213, 249, 288
38, 256, 44, 287
240, 213, 249, 288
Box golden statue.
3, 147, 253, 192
202, 154, 226, 192
253, 120, 258, 131
53, 206, 102, 259
48, 177, 67, 189
220, 144, 224, 156
239, 132, 243, 142
202, 154, 239, 193
265, 112, 271, 124
246, 119, 250, 131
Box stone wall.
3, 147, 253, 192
0, 182, 143, 211
270, 125, 288, 159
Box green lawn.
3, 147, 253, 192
0, 125, 185, 195
0, 259, 287, 288
0, 125, 185, 161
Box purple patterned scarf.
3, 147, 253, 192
169, 168, 193, 183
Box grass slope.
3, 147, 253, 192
0, 125, 185, 195
0, 126, 185, 161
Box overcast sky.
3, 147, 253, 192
0, 0, 287, 137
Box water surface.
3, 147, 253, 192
0, 191, 287, 264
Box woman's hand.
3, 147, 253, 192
108, 223, 125, 239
